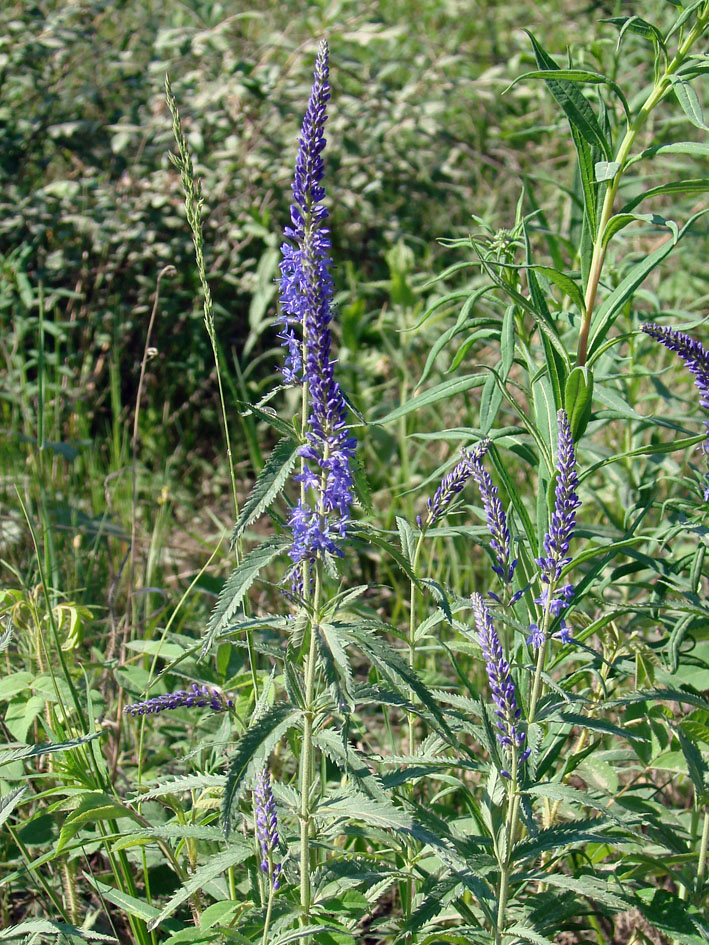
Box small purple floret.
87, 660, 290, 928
472, 592, 525, 763
254, 767, 282, 890
123, 683, 232, 717
641, 322, 709, 500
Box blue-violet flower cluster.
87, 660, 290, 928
279, 41, 356, 571
124, 683, 232, 717
472, 592, 527, 773
641, 322, 709, 501
254, 766, 282, 890
469, 450, 517, 583
418, 439, 490, 529
528, 409, 580, 649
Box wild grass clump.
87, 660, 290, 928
2, 4, 709, 945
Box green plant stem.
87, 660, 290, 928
408, 535, 425, 756
495, 749, 519, 945
299, 566, 321, 921
262, 882, 276, 945
495, 591, 553, 939
698, 807, 709, 898
576, 9, 709, 366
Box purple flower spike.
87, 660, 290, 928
279, 42, 356, 570
124, 683, 233, 717
421, 439, 491, 528
472, 592, 525, 762
469, 451, 517, 582
641, 322, 709, 500
536, 409, 581, 585
254, 767, 282, 891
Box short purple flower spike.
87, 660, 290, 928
472, 592, 527, 770
124, 683, 233, 717
419, 439, 491, 529
469, 450, 517, 583
536, 409, 581, 584
529, 410, 581, 648
254, 767, 282, 890
280, 41, 356, 573
641, 322, 709, 500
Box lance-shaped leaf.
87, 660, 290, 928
222, 703, 302, 835
0, 730, 103, 767
202, 536, 289, 654
148, 842, 251, 930
587, 209, 709, 363
0, 785, 27, 830
231, 438, 298, 546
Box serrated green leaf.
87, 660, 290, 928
635, 888, 709, 944
148, 842, 251, 930
507, 925, 556, 945
512, 816, 616, 862
0, 785, 27, 830
57, 792, 142, 854
677, 727, 709, 802
0, 730, 103, 767
315, 622, 354, 713
134, 773, 225, 801
222, 703, 301, 834
231, 438, 298, 545
0, 920, 117, 941
202, 536, 288, 654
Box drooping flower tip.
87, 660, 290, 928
423, 438, 491, 528
471, 592, 525, 755
640, 323, 709, 412
536, 409, 581, 584
254, 766, 282, 890
641, 322, 709, 499
124, 683, 233, 717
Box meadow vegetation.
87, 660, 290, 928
2, 1, 709, 943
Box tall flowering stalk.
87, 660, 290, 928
278, 41, 355, 920
641, 322, 709, 500
279, 40, 356, 576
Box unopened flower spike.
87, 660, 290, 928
280, 41, 356, 574
472, 592, 528, 774
641, 322, 709, 501
124, 683, 233, 717
254, 766, 282, 891
419, 439, 491, 529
